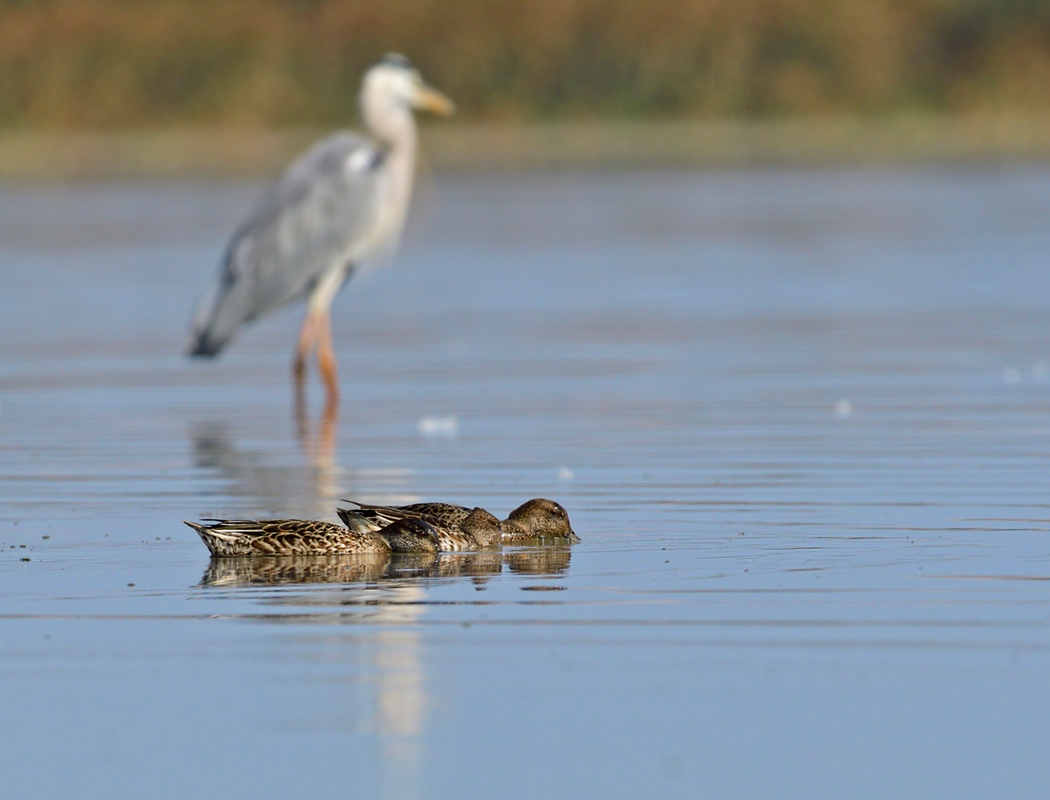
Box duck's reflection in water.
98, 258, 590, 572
199, 547, 571, 800
199, 546, 570, 588
201, 552, 399, 586
505, 546, 573, 576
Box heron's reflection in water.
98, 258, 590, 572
189, 402, 405, 521
200, 547, 571, 800
365, 583, 428, 800
294, 396, 339, 505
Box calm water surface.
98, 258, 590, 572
3, 168, 1050, 798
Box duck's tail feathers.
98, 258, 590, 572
338, 500, 420, 527
185, 520, 252, 556
336, 506, 387, 533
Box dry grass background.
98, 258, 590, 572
3, 0, 1050, 173
2, 0, 1050, 128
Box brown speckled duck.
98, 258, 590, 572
339, 498, 579, 546
186, 516, 439, 557
338, 503, 502, 550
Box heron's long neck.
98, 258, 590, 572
368, 110, 418, 236
385, 122, 417, 225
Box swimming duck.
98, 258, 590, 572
338, 503, 502, 550
186, 516, 439, 557
340, 498, 579, 545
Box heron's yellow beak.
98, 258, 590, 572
412, 83, 455, 116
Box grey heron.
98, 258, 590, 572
187, 53, 454, 405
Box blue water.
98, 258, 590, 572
3, 167, 1050, 798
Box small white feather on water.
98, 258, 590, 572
557, 466, 575, 481
834, 399, 853, 419
418, 415, 459, 438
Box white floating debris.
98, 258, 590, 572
418, 415, 458, 438
557, 466, 575, 481
1033, 361, 1050, 382
1002, 366, 1022, 385
834, 399, 852, 419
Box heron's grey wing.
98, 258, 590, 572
188, 132, 387, 356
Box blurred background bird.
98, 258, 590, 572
186, 53, 454, 407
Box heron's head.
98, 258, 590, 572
361, 54, 454, 138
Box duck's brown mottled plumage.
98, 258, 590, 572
186, 517, 439, 557
339, 497, 578, 546
338, 503, 503, 550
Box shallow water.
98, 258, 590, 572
3, 167, 1050, 798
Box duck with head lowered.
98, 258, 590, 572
339, 498, 579, 546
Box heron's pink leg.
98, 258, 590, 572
316, 310, 340, 406
294, 312, 320, 383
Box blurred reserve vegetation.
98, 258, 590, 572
3, 0, 1050, 129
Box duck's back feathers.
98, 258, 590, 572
400, 502, 473, 528
186, 517, 438, 557
338, 501, 501, 551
